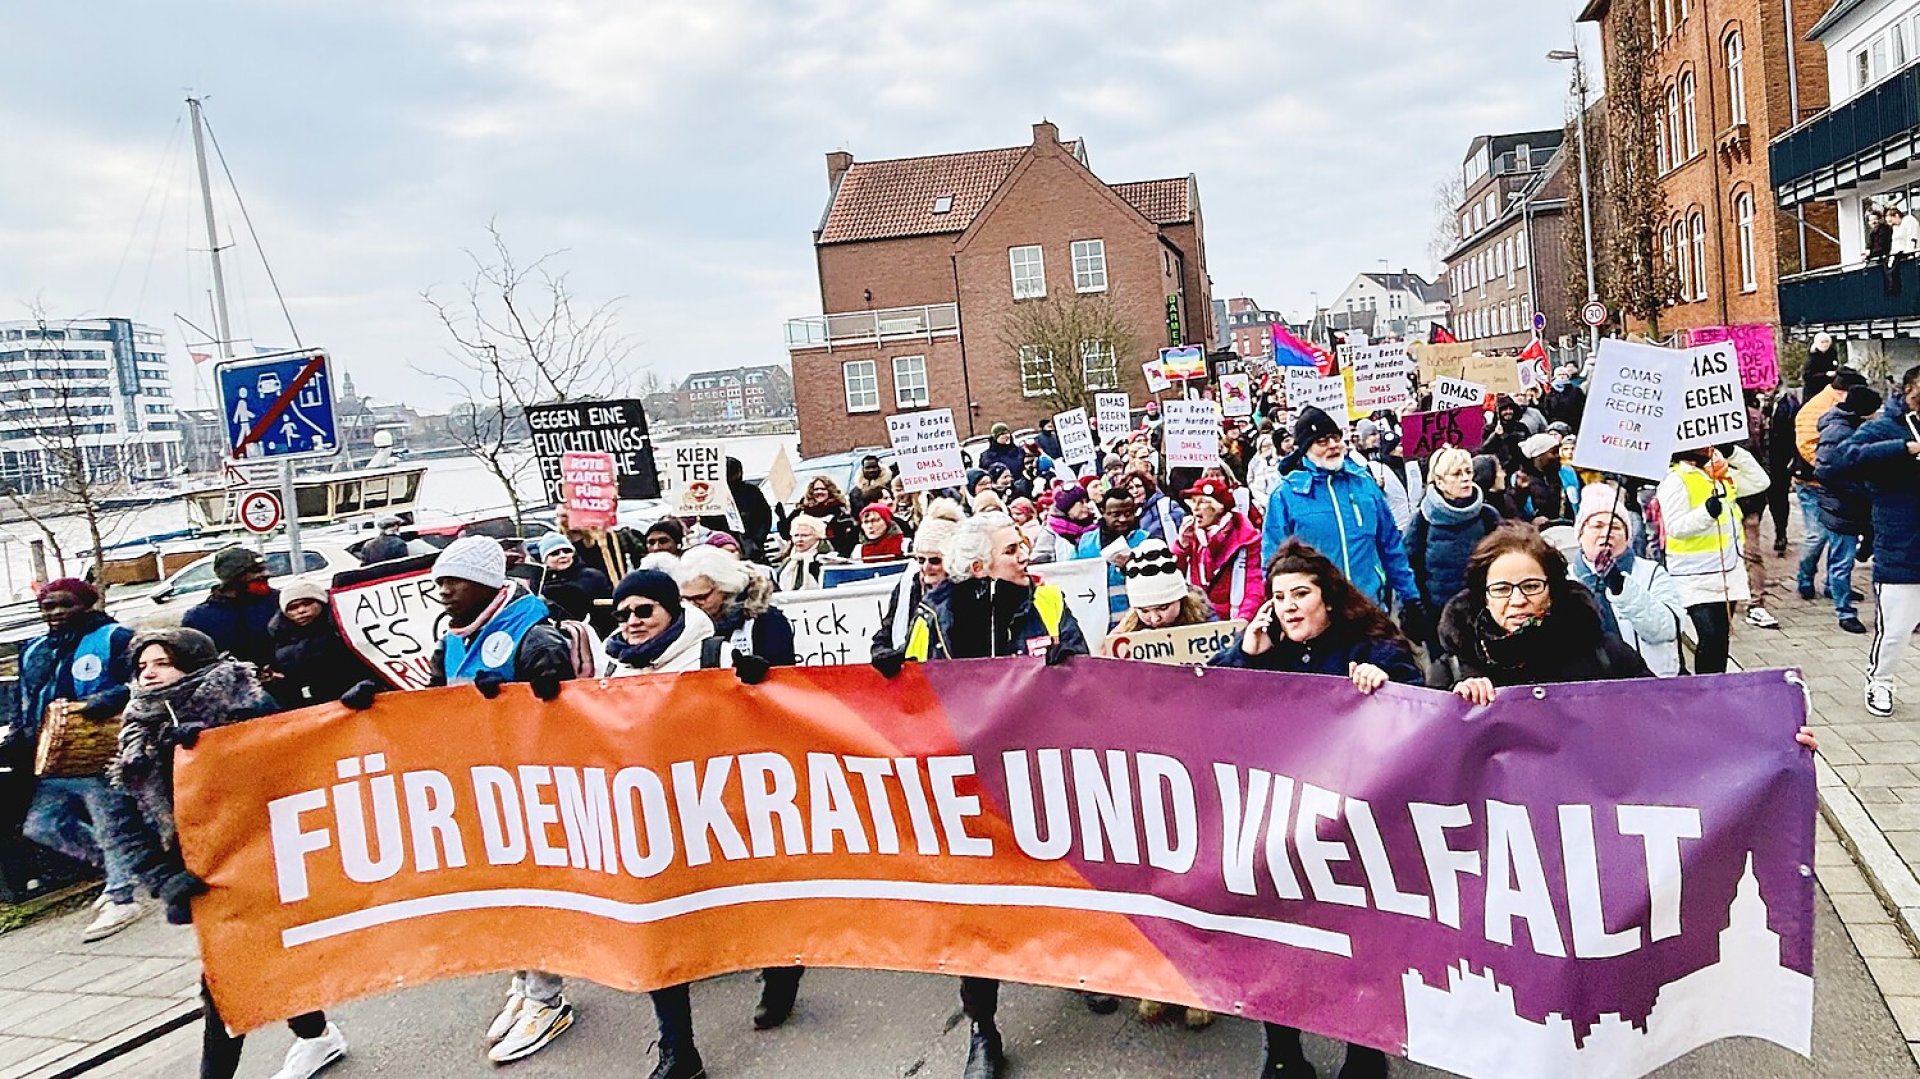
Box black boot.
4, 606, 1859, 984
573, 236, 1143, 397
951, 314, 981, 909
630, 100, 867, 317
1336, 1044, 1388, 1079
753, 967, 803, 1030
1261, 1022, 1317, 1078
1079, 990, 1120, 1015
648, 1040, 706, 1079
963, 1021, 1005, 1079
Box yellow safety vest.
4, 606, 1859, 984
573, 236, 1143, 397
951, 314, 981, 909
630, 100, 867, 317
904, 584, 1067, 662
1665, 465, 1741, 578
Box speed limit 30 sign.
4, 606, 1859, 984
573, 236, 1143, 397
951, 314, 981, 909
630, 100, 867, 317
1581, 301, 1609, 328
238, 489, 284, 534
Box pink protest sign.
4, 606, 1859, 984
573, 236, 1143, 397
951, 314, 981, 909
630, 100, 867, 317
560, 451, 619, 530
1688, 325, 1779, 391
1399, 406, 1487, 461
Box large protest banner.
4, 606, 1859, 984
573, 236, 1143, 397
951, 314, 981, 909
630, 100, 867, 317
525, 399, 661, 502
180, 666, 1813, 1079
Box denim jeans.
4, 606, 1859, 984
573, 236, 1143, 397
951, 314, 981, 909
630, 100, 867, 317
23, 776, 167, 903
1828, 532, 1862, 620
1796, 485, 1829, 593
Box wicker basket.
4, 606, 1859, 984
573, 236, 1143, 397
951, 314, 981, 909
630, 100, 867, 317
35, 702, 122, 779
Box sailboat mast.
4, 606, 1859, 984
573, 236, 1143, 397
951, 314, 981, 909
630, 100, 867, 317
188, 97, 234, 361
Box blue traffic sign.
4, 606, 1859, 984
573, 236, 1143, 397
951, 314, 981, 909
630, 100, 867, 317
215, 349, 341, 461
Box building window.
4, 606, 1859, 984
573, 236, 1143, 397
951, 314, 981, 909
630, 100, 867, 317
1666, 85, 1682, 164
1656, 109, 1669, 173
1663, 0, 1675, 35
1690, 212, 1708, 300
1018, 346, 1055, 397
1857, 48, 1873, 91
1736, 193, 1757, 292
1681, 72, 1698, 157
1726, 32, 1747, 126
892, 355, 928, 408
1516, 236, 1529, 269
1009, 245, 1045, 300
843, 360, 878, 413
1081, 340, 1119, 389
1071, 239, 1108, 293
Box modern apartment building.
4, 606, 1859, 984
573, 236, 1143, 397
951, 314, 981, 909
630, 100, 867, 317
0, 318, 181, 491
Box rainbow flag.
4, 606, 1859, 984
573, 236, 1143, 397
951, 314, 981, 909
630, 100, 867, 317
1270, 324, 1329, 371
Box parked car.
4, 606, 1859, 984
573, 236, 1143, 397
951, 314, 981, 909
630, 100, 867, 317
118, 541, 361, 629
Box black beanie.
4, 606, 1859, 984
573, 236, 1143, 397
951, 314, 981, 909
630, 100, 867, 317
613, 569, 682, 618
1844, 385, 1885, 417
1834, 367, 1868, 391
1292, 406, 1341, 449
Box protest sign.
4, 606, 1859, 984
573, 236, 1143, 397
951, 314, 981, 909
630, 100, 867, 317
1673, 341, 1748, 451
1161, 400, 1222, 468
1409, 342, 1472, 382
1219, 373, 1253, 418
329, 555, 445, 691
1160, 345, 1208, 381
1462, 354, 1523, 396
1143, 361, 1171, 394
1432, 377, 1489, 412
1573, 339, 1685, 482
1349, 356, 1414, 416
1689, 325, 1781, 391
1095, 393, 1132, 438
1054, 408, 1097, 465
1286, 369, 1351, 429
1399, 407, 1488, 461
665, 443, 732, 516
886, 409, 967, 492
183, 666, 1813, 1079
560, 452, 618, 531
764, 446, 798, 504
1102, 621, 1244, 665
1350, 343, 1415, 377
526, 398, 660, 502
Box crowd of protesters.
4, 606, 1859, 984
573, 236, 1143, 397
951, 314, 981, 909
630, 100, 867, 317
0, 340, 1874, 1079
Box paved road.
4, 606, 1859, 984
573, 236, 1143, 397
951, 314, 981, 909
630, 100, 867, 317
95, 883, 1915, 1078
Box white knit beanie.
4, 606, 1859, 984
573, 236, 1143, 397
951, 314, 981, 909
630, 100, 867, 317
1521, 432, 1563, 460
431, 535, 507, 589
1123, 541, 1188, 608
279, 579, 328, 613
913, 498, 966, 556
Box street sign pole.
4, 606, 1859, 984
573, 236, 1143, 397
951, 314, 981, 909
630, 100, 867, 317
280, 459, 302, 567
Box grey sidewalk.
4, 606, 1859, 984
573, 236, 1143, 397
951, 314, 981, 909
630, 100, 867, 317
0, 898, 200, 1078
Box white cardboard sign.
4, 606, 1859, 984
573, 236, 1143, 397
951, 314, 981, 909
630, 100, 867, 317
1161, 400, 1222, 468
1054, 408, 1097, 465
667, 443, 732, 516
1286, 371, 1351, 430
1432, 377, 1489, 412
885, 408, 967, 492
1219, 372, 1254, 417
1672, 341, 1749, 451
1573, 339, 1685, 482
1094, 392, 1132, 439
1143, 361, 1172, 394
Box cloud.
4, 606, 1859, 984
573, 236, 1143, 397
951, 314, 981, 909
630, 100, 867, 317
0, 0, 1599, 411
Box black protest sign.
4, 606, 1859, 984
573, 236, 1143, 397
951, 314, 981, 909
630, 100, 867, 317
525, 398, 661, 502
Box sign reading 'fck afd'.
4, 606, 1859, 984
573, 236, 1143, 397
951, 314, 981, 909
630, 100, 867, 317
183, 665, 1813, 1079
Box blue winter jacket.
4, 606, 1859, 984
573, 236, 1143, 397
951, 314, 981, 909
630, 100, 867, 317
14, 611, 134, 741
1262, 458, 1421, 606
181, 588, 280, 666
1137, 490, 1187, 546
1828, 399, 1920, 584
1209, 623, 1422, 685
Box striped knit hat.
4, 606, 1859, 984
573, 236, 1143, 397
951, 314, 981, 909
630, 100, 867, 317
1123, 540, 1187, 608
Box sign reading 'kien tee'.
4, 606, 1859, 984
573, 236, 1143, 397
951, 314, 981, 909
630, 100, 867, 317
886, 408, 967, 492
667, 443, 732, 516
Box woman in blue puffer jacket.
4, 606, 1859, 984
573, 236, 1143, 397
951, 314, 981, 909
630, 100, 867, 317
1404, 447, 1502, 649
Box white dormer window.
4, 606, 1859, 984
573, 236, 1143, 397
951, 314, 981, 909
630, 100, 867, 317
932, 195, 954, 214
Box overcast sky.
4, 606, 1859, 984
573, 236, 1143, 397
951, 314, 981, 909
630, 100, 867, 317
0, 1, 1598, 412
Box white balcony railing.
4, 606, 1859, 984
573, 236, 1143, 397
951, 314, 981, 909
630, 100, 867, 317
785, 303, 960, 350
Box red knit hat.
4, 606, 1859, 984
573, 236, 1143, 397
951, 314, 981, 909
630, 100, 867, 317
860, 502, 894, 524
1182, 478, 1235, 508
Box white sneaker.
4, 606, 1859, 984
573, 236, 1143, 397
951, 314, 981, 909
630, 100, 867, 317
487, 998, 573, 1063
1868, 679, 1897, 718
90, 890, 112, 913
82, 900, 148, 943
1746, 606, 1781, 630
486, 982, 527, 1044
268, 1023, 347, 1079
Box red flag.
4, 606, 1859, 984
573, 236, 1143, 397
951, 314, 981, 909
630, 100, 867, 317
190, 352, 212, 366
1518, 338, 1551, 388
1428, 324, 1458, 345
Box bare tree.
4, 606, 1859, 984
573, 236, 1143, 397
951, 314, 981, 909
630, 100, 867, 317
420, 223, 629, 527
997, 293, 1139, 415
1590, 7, 1674, 336
1428, 174, 1466, 266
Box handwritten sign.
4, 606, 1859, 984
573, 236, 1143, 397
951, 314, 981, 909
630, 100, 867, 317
1053, 408, 1097, 466
1462, 353, 1523, 396
1689, 324, 1781, 391
1574, 339, 1684, 482
1349, 353, 1414, 416
1673, 341, 1748, 450
1409, 342, 1473, 382
667, 443, 732, 516
1399, 407, 1488, 461
525, 398, 660, 502
1162, 400, 1222, 468
1286, 370, 1351, 430
560, 451, 618, 531
886, 408, 967, 492
1102, 621, 1245, 666
1219, 373, 1253, 417
1432, 377, 1488, 412
330, 555, 445, 691
1143, 361, 1171, 394
1095, 392, 1131, 439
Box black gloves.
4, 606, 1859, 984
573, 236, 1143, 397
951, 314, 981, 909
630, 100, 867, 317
340, 680, 380, 711
1704, 495, 1724, 519
159, 870, 208, 925
472, 671, 507, 700
528, 671, 563, 702
163, 724, 201, 751
1044, 647, 1074, 668
73, 695, 118, 720
1606, 570, 1627, 596
733, 653, 771, 685
872, 651, 906, 680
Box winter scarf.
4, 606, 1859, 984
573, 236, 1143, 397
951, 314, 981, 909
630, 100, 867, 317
113, 658, 277, 845
1570, 548, 1636, 640
1420, 485, 1486, 525
1046, 514, 1097, 543
604, 614, 687, 669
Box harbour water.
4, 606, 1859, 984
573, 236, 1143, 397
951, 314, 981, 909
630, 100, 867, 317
0, 431, 799, 598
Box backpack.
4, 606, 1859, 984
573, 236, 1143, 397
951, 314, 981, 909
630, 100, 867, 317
554, 620, 600, 680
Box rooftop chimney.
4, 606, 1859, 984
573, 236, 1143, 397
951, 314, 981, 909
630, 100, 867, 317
1032, 120, 1060, 148
826, 151, 853, 192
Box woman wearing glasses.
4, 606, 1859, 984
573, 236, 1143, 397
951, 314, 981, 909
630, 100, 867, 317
1434, 523, 1653, 703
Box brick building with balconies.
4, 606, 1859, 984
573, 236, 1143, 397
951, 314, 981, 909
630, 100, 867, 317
786, 121, 1212, 455
1580, 0, 1839, 340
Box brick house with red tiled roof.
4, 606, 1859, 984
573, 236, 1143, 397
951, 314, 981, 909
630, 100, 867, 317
786, 121, 1212, 455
